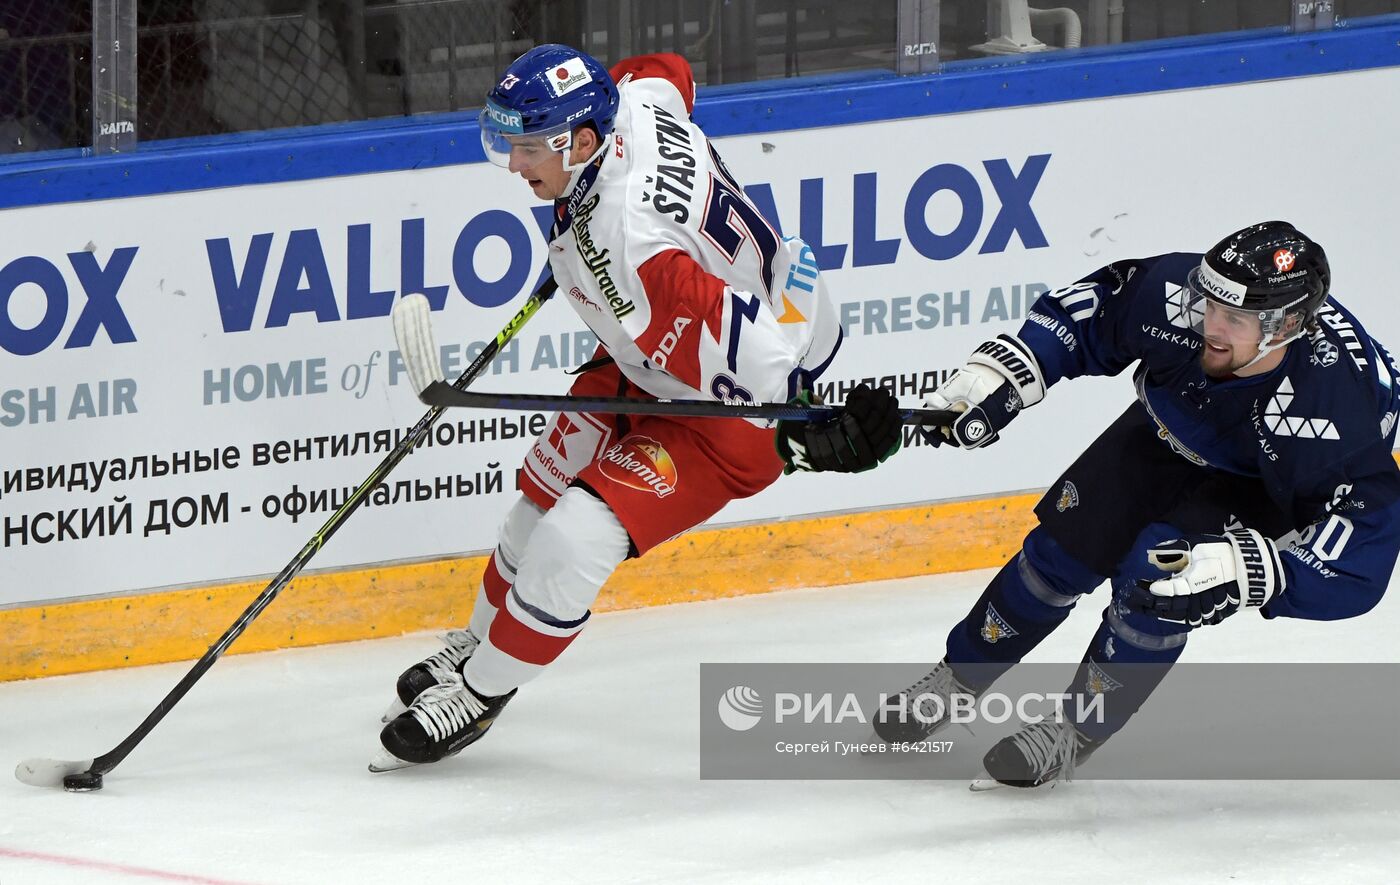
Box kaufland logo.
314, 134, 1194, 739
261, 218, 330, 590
599, 436, 678, 498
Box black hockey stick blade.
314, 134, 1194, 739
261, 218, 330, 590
419, 381, 958, 427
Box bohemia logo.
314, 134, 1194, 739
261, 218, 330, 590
599, 436, 678, 498
1274, 249, 1296, 273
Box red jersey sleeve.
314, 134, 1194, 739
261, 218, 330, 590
609, 53, 696, 116
634, 248, 727, 390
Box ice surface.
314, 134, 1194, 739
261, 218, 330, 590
3, 568, 1398, 884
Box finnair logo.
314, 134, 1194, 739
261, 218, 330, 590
1196, 264, 1247, 306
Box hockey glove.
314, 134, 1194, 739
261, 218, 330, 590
775, 384, 902, 474
924, 335, 1046, 449
1126, 529, 1286, 629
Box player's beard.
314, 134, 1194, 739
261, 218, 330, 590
1200, 339, 1249, 378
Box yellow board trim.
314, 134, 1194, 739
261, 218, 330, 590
0, 492, 1041, 682
8, 446, 1398, 682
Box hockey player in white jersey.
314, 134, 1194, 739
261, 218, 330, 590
373, 45, 900, 770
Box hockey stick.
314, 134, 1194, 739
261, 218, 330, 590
417, 382, 959, 427
389, 291, 957, 428
14, 280, 558, 792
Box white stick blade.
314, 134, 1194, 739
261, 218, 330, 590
15, 757, 96, 788
392, 293, 445, 395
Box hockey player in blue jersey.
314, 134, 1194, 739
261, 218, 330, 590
781, 220, 1400, 788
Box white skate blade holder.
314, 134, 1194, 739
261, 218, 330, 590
368, 744, 419, 774
969, 772, 1065, 792
969, 772, 1005, 792
381, 696, 408, 724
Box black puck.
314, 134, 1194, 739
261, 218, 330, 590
63, 771, 104, 792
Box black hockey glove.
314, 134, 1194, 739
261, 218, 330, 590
923, 335, 1045, 449
775, 384, 902, 474
1125, 529, 1286, 629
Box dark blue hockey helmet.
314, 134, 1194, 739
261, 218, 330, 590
479, 44, 618, 169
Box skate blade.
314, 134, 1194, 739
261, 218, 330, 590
969, 773, 1061, 792
381, 696, 408, 724
367, 745, 419, 773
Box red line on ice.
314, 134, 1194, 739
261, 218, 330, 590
0, 846, 253, 884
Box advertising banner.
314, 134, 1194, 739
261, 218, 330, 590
3, 67, 1397, 604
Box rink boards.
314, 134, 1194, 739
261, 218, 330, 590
2, 20, 1399, 679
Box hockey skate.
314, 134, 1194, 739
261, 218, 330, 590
969, 719, 1104, 791
370, 671, 516, 772
381, 629, 482, 722
872, 658, 980, 744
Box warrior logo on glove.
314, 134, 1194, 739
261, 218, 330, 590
923, 334, 1046, 449
1126, 528, 1286, 629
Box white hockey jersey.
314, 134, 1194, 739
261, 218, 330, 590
543, 54, 842, 417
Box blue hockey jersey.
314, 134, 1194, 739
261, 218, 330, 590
1016, 252, 1400, 621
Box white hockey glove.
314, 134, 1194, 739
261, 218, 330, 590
924, 335, 1046, 449
1127, 529, 1286, 629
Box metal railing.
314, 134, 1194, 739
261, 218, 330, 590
0, 1, 1393, 156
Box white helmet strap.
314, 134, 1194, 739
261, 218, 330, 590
1235, 311, 1304, 371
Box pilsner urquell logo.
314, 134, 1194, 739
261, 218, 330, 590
599, 436, 678, 498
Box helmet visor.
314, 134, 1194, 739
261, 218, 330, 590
479, 100, 573, 169
1186, 266, 1289, 342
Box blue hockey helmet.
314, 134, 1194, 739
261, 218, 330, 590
479, 44, 619, 169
